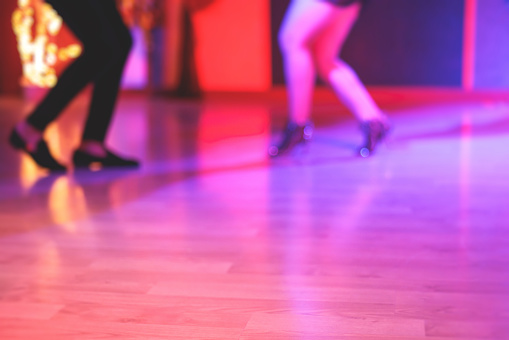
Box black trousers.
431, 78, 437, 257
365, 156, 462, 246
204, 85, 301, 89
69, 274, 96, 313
27, 0, 132, 142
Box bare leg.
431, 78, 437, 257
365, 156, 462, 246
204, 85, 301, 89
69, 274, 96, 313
270, 0, 355, 157
312, 2, 389, 157
313, 3, 385, 122
273, 0, 389, 158
279, 0, 337, 125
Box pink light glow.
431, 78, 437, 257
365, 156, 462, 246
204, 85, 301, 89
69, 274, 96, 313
122, 27, 148, 90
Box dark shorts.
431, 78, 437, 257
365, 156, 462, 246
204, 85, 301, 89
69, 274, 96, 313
322, 0, 364, 7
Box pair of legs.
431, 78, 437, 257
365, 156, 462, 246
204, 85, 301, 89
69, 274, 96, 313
271, 0, 388, 157
13, 0, 136, 168
280, 0, 383, 124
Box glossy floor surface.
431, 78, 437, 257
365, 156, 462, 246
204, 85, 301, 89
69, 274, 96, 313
0, 90, 509, 339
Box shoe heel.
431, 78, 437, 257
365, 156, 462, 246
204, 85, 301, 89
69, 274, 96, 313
269, 121, 313, 158
359, 120, 391, 157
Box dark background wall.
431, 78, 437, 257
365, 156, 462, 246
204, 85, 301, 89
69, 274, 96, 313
271, 0, 465, 87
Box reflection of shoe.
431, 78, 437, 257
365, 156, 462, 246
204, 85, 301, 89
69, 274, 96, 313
268, 121, 313, 157
359, 119, 391, 158
9, 129, 67, 171
72, 149, 139, 168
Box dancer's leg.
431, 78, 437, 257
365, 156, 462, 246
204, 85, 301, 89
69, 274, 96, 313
279, 0, 337, 125
70, 0, 138, 167
314, 2, 389, 156
10, 0, 111, 169
313, 2, 385, 121
24, 0, 109, 135
81, 0, 132, 146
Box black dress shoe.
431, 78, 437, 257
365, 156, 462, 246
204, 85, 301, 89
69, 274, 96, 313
359, 119, 391, 158
268, 121, 313, 158
9, 129, 67, 171
73, 149, 139, 168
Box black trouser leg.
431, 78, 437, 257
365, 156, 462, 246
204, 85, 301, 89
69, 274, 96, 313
26, 0, 132, 143
82, 0, 132, 142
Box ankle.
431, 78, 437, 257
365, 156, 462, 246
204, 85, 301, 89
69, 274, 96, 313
16, 122, 43, 151
359, 108, 388, 122
290, 119, 308, 127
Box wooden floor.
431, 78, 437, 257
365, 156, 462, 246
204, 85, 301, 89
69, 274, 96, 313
0, 89, 509, 339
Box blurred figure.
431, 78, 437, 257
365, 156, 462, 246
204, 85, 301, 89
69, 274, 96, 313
10, 0, 139, 171
269, 0, 390, 158
163, 0, 215, 98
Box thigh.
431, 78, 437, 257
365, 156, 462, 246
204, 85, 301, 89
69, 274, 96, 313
47, 0, 129, 52
279, 0, 338, 47
88, 0, 131, 43
44, 0, 104, 49
312, 2, 361, 61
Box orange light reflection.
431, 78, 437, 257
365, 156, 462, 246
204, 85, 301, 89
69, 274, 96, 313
19, 155, 44, 189
48, 176, 88, 233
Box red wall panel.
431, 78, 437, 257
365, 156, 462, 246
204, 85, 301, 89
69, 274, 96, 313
0, 1, 23, 94
191, 0, 272, 92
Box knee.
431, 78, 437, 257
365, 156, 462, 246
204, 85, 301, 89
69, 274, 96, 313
315, 57, 335, 81
116, 28, 133, 58
315, 47, 343, 81
105, 28, 132, 63
79, 28, 132, 70
278, 25, 308, 55
81, 39, 109, 67
104, 27, 133, 62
